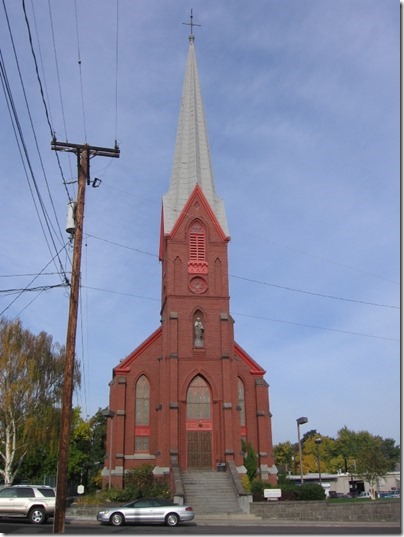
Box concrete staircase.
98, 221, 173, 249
181, 470, 243, 515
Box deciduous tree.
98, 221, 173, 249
0, 317, 80, 484
354, 431, 390, 491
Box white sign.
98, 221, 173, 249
264, 488, 282, 500
77, 485, 85, 495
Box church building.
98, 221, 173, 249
102, 30, 277, 489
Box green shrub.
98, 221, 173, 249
98, 465, 171, 503
296, 483, 325, 501
279, 483, 299, 501
124, 464, 154, 496
123, 464, 171, 499
148, 482, 171, 499
276, 471, 290, 485
104, 486, 134, 502
250, 478, 265, 494
241, 474, 251, 492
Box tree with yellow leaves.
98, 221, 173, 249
0, 317, 80, 485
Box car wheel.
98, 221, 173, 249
29, 507, 47, 524
110, 512, 125, 526
165, 512, 179, 527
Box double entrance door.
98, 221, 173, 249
187, 431, 212, 469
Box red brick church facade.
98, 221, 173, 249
102, 32, 277, 488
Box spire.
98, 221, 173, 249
162, 30, 229, 237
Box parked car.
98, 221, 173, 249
380, 491, 400, 499
356, 491, 372, 499
97, 497, 195, 527
0, 485, 55, 524
328, 491, 353, 499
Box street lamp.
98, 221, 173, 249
296, 417, 308, 486
102, 409, 115, 490
315, 437, 322, 485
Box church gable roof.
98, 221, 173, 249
169, 183, 230, 241
234, 341, 266, 377
114, 326, 162, 375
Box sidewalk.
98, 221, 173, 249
66, 512, 400, 529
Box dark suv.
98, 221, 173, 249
0, 485, 55, 524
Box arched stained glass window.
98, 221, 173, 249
238, 378, 246, 427
136, 375, 150, 426
187, 376, 211, 419
135, 375, 150, 452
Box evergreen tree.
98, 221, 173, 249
243, 441, 258, 482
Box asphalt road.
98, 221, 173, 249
0, 520, 400, 534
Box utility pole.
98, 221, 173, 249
51, 139, 119, 533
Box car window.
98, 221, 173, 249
0, 488, 17, 498
134, 499, 153, 508
154, 499, 173, 506
16, 487, 35, 497
38, 488, 55, 497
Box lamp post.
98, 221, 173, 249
296, 417, 308, 486
102, 409, 115, 490
315, 437, 322, 485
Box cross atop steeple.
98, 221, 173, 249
182, 9, 201, 40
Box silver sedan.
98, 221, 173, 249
97, 497, 195, 527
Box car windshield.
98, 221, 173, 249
137, 500, 155, 508
155, 499, 174, 506
124, 498, 174, 508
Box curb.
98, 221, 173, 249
66, 515, 400, 528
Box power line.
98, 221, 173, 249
100, 181, 398, 289
11, 287, 47, 320
24, 0, 72, 203
6, 0, 73, 290
0, 272, 62, 278
114, 0, 119, 143
231, 311, 399, 342
0, 244, 70, 317
0, 284, 67, 295
78, 284, 397, 343
74, 0, 87, 141
82, 285, 159, 302
47, 0, 67, 140
16, 1, 65, 248
31, 1, 54, 130
21, 0, 53, 136
85, 233, 398, 310
250, 234, 399, 286
0, 43, 68, 286
230, 275, 399, 310
86, 233, 159, 259
46, 0, 75, 189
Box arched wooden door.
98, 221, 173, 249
186, 376, 212, 469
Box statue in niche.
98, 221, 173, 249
194, 317, 204, 347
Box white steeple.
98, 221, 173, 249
162, 34, 229, 237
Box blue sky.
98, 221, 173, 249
0, 0, 399, 446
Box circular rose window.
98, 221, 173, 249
189, 277, 208, 294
